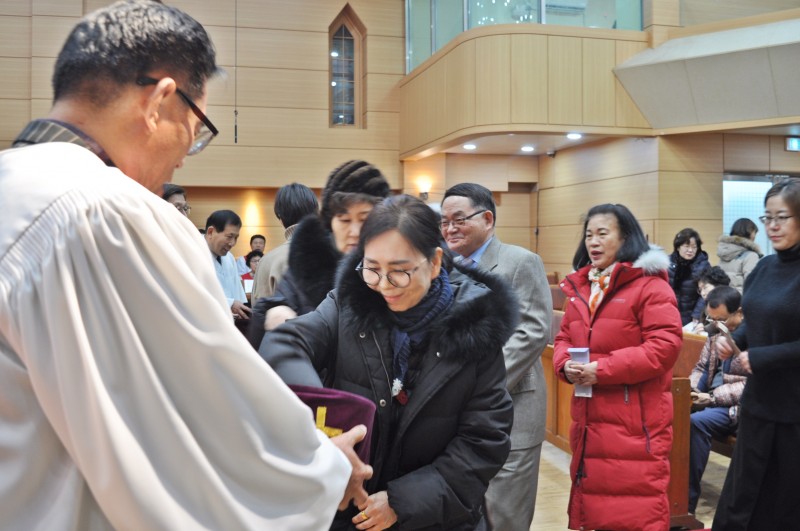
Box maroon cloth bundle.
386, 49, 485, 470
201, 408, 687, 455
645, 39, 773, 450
289, 384, 376, 463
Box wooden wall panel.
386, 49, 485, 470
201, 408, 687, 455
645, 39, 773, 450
180, 146, 401, 189
31, 57, 53, 100
769, 135, 800, 173
511, 34, 548, 124
367, 36, 404, 75
475, 35, 511, 125
508, 155, 539, 183
546, 137, 659, 187
539, 172, 660, 226
659, 134, 724, 173
163, 1, 235, 27
582, 39, 616, 127
0, 58, 30, 99
723, 133, 770, 172
427, 61, 448, 144
30, 98, 49, 119
444, 40, 476, 134
643, 0, 680, 28
205, 26, 236, 68
495, 227, 532, 250
658, 171, 722, 220
0, 99, 30, 145
236, 0, 339, 32
366, 74, 401, 113
538, 224, 584, 273
31, 16, 79, 58
680, 0, 800, 27
0, 1, 30, 16
236, 28, 327, 70
0, 15, 32, 57
615, 40, 650, 128
548, 36, 582, 125
32, 0, 80, 17
538, 154, 556, 189
445, 153, 537, 191
495, 191, 532, 228
236, 67, 327, 109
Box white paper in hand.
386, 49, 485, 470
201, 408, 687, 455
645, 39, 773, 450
568, 347, 592, 398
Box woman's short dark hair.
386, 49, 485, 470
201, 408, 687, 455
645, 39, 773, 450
673, 228, 703, 253
730, 218, 757, 239
572, 204, 650, 270
696, 265, 730, 286
274, 183, 319, 228
765, 178, 800, 217
54, 0, 218, 105
245, 250, 263, 268
359, 195, 441, 260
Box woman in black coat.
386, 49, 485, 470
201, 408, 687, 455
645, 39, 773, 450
668, 228, 711, 326
260, 195, 515, 530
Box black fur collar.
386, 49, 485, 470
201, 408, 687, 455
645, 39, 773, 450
287, 215, 342, 308
335, 252, 519, 362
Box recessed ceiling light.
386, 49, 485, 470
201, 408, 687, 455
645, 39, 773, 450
463, 144, 477, 150
566, 133, 582, 140
331, 81, 337, 86
331, 51, 339, 57
521, 145, 534, 152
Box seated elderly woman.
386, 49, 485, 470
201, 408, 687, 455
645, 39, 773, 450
260, 195, 514, 530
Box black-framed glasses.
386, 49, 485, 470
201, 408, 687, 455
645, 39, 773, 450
758, 214, 794, 226
440, 209, 488, 231
136, 77, 218, 155
355, 258, 427, 288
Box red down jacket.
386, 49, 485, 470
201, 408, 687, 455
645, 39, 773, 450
553, 249, 682, 531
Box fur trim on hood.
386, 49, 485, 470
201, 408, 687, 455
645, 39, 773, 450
335, 252, 519, 362
717, 234, 763, 259
633, 244, 671, 275
287, 214, 342, 307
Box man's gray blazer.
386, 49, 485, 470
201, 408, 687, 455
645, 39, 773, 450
478, 237, 552, 449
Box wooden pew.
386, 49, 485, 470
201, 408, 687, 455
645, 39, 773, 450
550, 284, 568, 312
546, 271, 559, 285
668, 332, 706, 530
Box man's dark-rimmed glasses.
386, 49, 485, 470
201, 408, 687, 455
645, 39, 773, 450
136, 77, 218, 155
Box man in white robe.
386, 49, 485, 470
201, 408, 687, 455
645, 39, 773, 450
205, 209, 251, 319
0, 1, 371, 529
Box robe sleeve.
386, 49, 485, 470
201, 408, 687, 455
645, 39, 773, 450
2, 182, 350, 530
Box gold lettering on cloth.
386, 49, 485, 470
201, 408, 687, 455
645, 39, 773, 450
315, 406, 343, 437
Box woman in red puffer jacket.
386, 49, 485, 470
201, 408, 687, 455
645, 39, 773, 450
554, 203, 683, 531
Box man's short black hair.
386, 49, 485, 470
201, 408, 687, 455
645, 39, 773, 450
250, 234, 266, 246
706, 285, 741, 314
53, 0, 218, 105
275, 183, 319, 229
205, 210, 241, 233
162, 183, 186, 202
443, 183, 497, 226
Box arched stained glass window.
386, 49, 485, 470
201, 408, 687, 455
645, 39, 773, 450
329, 6, 366, 128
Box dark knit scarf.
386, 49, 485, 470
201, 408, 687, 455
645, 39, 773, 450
672, 253, 696, 289
388, 268, 454, 403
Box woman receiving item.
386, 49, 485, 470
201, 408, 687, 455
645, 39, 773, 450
669, 228, 711, 326
260, 195, 514, 530
713, 179, 800, 529
553, 204, 682, 531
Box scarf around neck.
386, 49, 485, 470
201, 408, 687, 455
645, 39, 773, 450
388, 268, 454, 403
588, 263, 615, 316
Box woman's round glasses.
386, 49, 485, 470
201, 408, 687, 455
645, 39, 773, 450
356, 258, 427, 288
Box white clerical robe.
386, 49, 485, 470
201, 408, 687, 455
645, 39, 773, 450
0, 142, 350, 530
213, 250, 247, 306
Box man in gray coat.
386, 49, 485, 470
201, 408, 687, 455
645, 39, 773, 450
442, 183, 551, 531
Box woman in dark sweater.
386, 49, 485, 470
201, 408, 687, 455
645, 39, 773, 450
713, 179, 800, 530
668, 228, 711, 326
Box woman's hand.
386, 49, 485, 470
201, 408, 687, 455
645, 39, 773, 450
265, 305, 297, 330
353, 491, 397, 531
564, 361, 579, 383
570, 361, 598, 386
